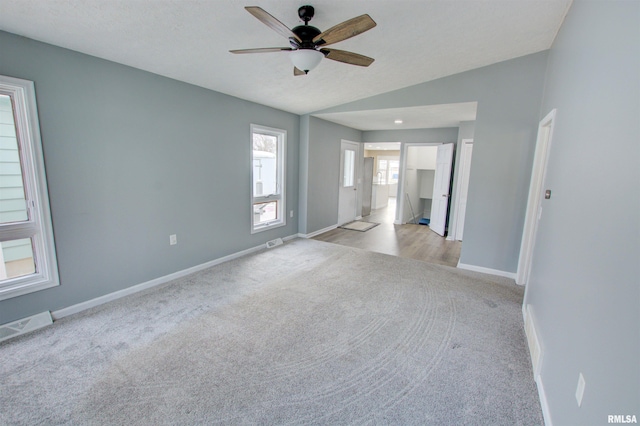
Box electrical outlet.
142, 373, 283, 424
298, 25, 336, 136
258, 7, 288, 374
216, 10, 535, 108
169, 234, 177, 245
575, 373, 586, 406
290, 210, 294, 218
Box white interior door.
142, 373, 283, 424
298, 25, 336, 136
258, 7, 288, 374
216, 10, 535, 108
454, 141, 473, 240
429, 143, 454, 236
338, 140, 358, 225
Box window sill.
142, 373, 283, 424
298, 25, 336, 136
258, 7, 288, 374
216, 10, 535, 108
251, 220, 285, 234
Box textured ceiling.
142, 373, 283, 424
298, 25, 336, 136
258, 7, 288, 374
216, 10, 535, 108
0, 0, 571, 122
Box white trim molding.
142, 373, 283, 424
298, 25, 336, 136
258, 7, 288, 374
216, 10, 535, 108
250, 124, 287, 234
298, 224, 338, 239
53, 235, 299, 320
0, 75, 60, 300
522, 303, 551, 425
536, 375, 553, 426
517, 109, 557, 286
457, 262, 517, 279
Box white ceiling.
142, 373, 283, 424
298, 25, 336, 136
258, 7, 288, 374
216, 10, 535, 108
314, 102, 478, 131
0, 0, 571, 128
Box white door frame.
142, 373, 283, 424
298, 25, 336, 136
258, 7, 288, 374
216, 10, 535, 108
337, 140, 360, 225
517, 109, 557, 286
448, 139, 473, 241
395, 142, 442, 225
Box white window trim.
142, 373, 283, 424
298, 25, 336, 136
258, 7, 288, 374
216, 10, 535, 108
250, 124, 286, 234
0, 75, 59, 300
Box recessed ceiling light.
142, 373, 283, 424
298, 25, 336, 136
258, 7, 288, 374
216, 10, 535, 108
394, 119, 403, 124
376, 146, 381, 149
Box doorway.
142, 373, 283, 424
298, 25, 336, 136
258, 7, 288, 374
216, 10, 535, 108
317, 140, 461, 267
396, 143, 454, 237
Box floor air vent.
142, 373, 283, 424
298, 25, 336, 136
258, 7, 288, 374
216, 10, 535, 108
0, 311, 53, 343
266, 238, 283, 249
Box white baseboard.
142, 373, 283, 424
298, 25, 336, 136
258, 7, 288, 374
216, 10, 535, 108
536, 375, 553, 426
298, 224, 338, 239
456, 262, 517, 279
523, 304, 550, 425
523, 304, 543, 377
52, 235, 298, 320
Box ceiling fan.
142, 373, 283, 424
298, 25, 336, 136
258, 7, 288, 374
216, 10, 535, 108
230, 5, 376, 75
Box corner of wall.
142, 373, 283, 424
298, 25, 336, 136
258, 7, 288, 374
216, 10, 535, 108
298, 114, 310, 234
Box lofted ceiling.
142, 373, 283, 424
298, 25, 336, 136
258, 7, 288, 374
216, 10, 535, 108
0, 0, 571, 129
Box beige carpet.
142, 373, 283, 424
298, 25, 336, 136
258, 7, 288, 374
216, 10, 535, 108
0, 239, 542, 425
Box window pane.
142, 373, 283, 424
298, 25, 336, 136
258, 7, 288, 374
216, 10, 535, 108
253, 201, 278, 225
343, 149, 355, 187
378, 160, 388, 184
250, 124, 285, 234
253, 133, 278, 197
0, 238, 35, 281
0, 95, 28, 224
389, 160, 400, 184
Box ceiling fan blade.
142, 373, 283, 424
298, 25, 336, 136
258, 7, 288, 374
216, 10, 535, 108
245, 6, 302, 43
313, 14, 376, 46
321, 48, 374, 67
294, 67, 306, 76
230, 47, 293, 54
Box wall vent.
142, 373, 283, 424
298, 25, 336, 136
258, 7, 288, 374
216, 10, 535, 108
0, 311, 53, 343
524, 304, 543, 378
266, 238, 283, 249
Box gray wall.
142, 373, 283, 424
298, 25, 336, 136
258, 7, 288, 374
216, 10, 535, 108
315, 53, 548, 273
0, 31, 300, 323
362, 128, 458, 144
300, 116, 362, 234
523, 1, 639, 423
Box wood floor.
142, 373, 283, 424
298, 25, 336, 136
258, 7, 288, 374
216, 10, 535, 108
313, 198, 461, 267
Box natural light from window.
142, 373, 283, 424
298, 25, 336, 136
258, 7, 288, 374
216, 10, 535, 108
0, 76, 59, 300
251, 125, 286, 233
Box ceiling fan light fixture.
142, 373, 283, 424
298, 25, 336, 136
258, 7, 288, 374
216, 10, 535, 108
290, 49, 323, 73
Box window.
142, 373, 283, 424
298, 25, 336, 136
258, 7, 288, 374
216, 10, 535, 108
343, 149, 355, 187
0, 75, 59, 300
377, 157, 399, 185
251, 124, 286, 233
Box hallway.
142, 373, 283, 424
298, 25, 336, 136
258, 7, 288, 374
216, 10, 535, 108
313, 198, 461, 267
